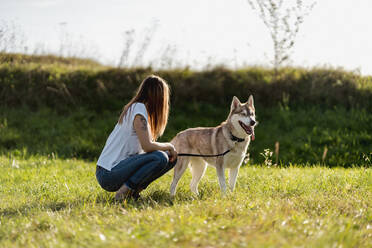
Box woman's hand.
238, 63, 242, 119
165, 143, 178, 163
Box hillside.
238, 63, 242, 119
0, 53, 371, 166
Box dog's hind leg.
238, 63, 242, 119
189, 158, 207, 195
229, 166, 240, 191
170, 157, 189, 196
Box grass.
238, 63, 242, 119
1, 105, 371, 166
1, 156, 371, 247
0, 52, 371, 246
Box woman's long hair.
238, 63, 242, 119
118, 75, 170, 140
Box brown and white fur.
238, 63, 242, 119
170, 95, 257, 196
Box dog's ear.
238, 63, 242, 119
248, 95, 255, 110
231, 96, 241, 111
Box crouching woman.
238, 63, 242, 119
96, 75, 177, 201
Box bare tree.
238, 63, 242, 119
117, 29, 135, 68
132, 20, 159, 67
117, 20, 160, 68
247, 0, 316, 73
159, 44, 178, 69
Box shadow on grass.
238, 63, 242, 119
126, 186, 219, 209
0, 201, 75, 217
0, 189, 206, 217
0, 184, 218, 217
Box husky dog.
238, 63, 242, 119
170, 95, 257, 196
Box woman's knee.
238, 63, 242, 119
151, 150, 169, 166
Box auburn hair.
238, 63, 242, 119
118, 75, 170, 140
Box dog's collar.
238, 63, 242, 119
230, 132, 245, 143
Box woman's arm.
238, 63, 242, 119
133, 114, 177, 161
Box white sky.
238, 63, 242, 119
1, 0, 372, 75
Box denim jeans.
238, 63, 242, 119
96, 150, 177, 192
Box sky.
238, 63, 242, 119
1, 0, 372, 75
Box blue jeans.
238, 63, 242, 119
96, 151, 176, 192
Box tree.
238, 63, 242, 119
247, 0, 316, 73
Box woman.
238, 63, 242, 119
96, 75, 178, 201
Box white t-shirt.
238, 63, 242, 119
97, 102, 148, 171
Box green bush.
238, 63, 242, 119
1, 55, 372, 111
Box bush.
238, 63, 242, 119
0, 53, 371, 166
1, 55, 371, 112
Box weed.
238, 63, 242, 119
260, 148, 273, 167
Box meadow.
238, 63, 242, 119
1, 156, 371, 248
0, 53, 371, 247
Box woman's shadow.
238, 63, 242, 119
94, 189, 202, 209
1, 188, 212, 218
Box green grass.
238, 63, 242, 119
1, 105, 371, 166
1, 53, 371, 246
1, 156, 371, 247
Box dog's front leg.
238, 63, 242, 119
229, 166, 240, 191
216, 160, 227, 193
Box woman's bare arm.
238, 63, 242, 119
133, 114, 177, 161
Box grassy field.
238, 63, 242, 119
1, 53, 371, 247
1, 156, 371, 247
